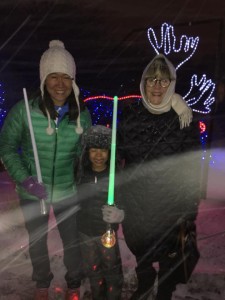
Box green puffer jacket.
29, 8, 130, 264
0, 97, 92, 203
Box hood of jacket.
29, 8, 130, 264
139, 53, 193, 128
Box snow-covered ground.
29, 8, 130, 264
1, 143, 225, 299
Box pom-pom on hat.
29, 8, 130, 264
82, 125, 112, 149
40, 40, 83, 134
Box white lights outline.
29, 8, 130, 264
184, 74, 215, 114
147, 22, 199, 70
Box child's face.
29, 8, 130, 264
89, 148, 109, 171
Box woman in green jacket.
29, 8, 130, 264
0, 40, 92, 300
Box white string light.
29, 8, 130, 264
147, 22, 199, 70
184, 74, 215, 114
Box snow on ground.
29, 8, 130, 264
1, 143, 225, 300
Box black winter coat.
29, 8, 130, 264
77, 167, 119, 237
117, 101, 202, 257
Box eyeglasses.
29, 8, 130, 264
146, 77, 171, 88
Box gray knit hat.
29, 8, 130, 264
40, 40, 83, 134
82, 125, 112, 149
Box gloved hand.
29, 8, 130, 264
102, 205, 125, 224
21, 176, 48, 200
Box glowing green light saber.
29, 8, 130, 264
107, 96, 118, 205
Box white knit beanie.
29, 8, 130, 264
40, 40, 83, 134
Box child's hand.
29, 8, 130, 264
102, 205, 125, 223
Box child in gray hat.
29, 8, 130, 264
76, 125, 124, 300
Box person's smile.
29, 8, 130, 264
45, 72, 73, 106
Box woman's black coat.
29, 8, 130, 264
117, 101, 202, 258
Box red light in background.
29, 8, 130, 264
199, 121, 206, 133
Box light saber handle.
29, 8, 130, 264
107, 96, 118, 206
23, 88, 47, 215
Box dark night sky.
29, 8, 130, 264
0, 0, 224, 109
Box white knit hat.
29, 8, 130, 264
40, 40, 83, 134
